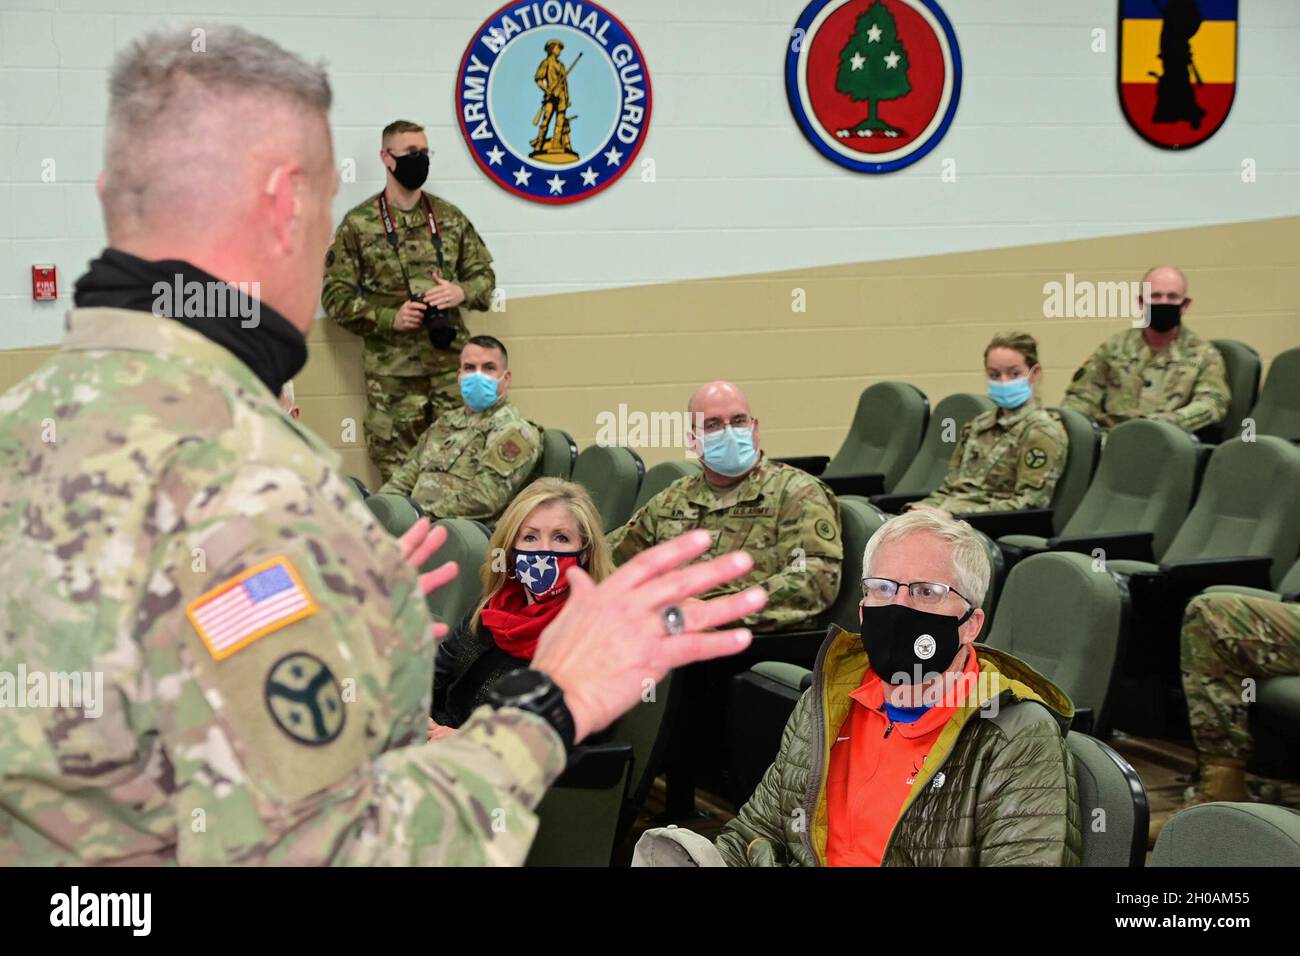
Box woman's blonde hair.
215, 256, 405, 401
983, 331, 1040, 371
472, 477, 614, 627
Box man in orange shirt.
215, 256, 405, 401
636, 510, 1082, 867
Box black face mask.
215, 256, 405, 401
1146, 302, 1182, 333
388, 150, 430, 191
860, 603, 972, 685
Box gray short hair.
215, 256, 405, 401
861, 510, 991, 609
103, 24, 332, 229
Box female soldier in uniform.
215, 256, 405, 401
910, 332, 1068, 517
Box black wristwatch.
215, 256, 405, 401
486, 668, 576, 755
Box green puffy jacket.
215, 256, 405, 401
716, 625, 1083, 866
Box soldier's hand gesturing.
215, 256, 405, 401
398, 518, 459, 640
531, 529, 766, 743
394, 298, 427, 331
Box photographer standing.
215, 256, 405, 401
323, 120, 496, 483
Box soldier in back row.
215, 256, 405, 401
1062, 264, 1229, 436
910, 332, 1067, 517
322, 120, 497, 483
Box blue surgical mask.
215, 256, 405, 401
460, 372, 499, 412
699, 425, 757, 477
987, 377, 1033, 410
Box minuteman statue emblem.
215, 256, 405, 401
531, 39, 582, 162
457, 1, 652, 204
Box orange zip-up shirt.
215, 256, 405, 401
825, 647, 980, 867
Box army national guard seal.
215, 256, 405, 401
457, 1, 652, 203
786, 0, 961, 173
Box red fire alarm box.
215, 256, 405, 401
32, 265, 58, 301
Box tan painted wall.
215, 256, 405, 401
4, 217, 1297, 490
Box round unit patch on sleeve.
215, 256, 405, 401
1023, 447, 1049, 469
815, 517, 836, 541
500, 438, 521, 462
264, 652, 346, 746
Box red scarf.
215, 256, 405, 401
480, 578, 569, 660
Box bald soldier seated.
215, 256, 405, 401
607, 381, 844, 632
379, 335, 541, 523
1062, 265, 1229, 435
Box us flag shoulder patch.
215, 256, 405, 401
186, 557, 318, 661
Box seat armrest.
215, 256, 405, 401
775, 455, 830, 475
1194, 423, 1225, 446
1069, 707, 1094, 736
869, 491, 928, 513
956, 508, 1055, 539
1047, 531, 1156, 564
1158, 556, 1274, 590
553, 741, 634, 790
749, 661, 813, 693
822, 472, 887, 497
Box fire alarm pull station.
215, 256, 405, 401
32, 265, 58, 301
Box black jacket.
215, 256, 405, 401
431, 612, 530, 728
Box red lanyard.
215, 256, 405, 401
377, 193, 445, 271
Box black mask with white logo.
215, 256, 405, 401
860, 603, 972, 685
388, 150, 430, 191
1146, 302, 1182, 333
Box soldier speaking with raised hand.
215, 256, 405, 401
0, 24, 764, 866
323, 119, 497, 484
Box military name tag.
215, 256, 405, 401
729, 507, 776, 518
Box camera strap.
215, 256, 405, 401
378, 192, 446, 276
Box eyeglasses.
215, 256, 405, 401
698, 414, 753, 435
861, 577, 972, 611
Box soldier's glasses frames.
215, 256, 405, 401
698, 414, 753, 435
861, 577, 972, 611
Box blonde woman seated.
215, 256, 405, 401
911, 332, 1068, 517
431, 478, 615, 732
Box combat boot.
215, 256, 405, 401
1147, 756, 1249, 848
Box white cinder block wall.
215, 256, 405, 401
2, 0, 1298, 349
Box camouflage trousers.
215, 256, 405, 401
1180, 592, 1300, 762
364, 370, 461, 484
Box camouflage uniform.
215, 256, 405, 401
1061, 326, 1230, 433
1181, 592, 1300, 762
379, 400, 541, 523
322, 191, 496, 483
920, 402, 1068, 513
0, 308, 562, 865
607, 456, 843, 632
